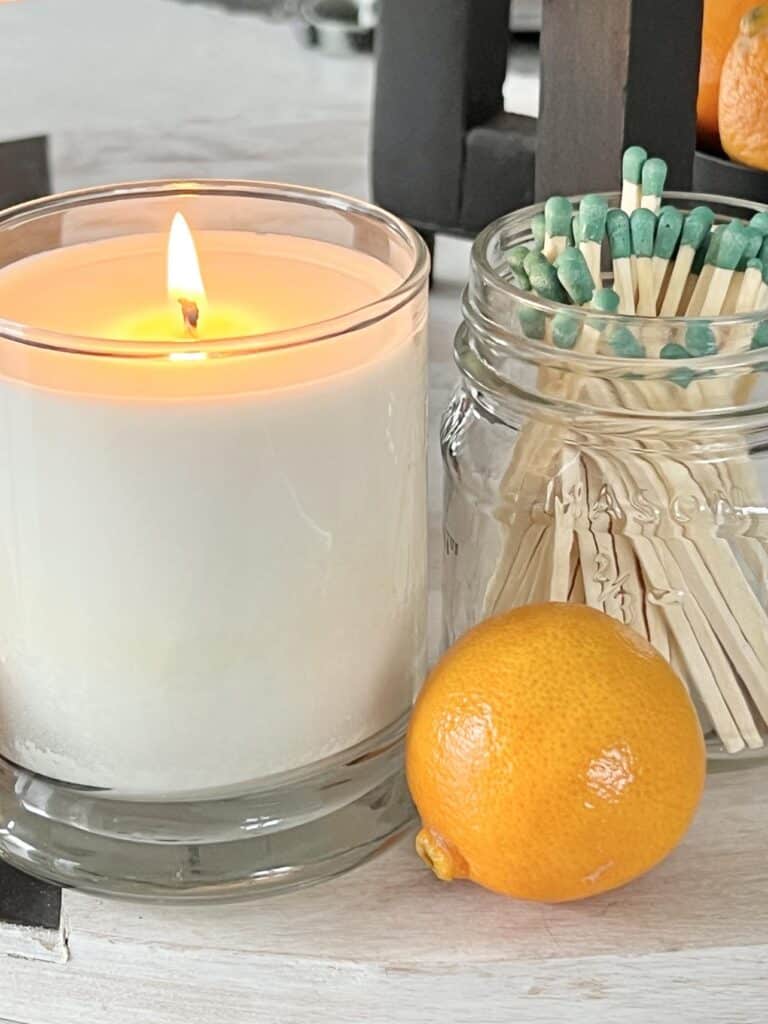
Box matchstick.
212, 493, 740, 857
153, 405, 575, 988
552, 286, 619, 358
651, 205, 683, 311
556, 246, 594, 308
640, 157, 667, 214
683, 223, 725, 316
620, 145, 647, 214
577, 194, 608, 288
608, 325, 645, 358
722, 226, 763, 313
606, 208, 635, 313
737, 256, 766, 311
693, 221, 748, 317
525, 250, 570, 304
659, 206, 715, 316
520, 249, 569, 354
531, 212, 546, 252
630, 208, 657, 316
505, 244, 533, 290
678, 230, 713, 316
542, 196, 573, 262
506, 246, 543, 341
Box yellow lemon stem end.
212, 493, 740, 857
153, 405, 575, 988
415, 828, 469, 882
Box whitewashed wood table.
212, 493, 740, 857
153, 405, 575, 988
1, 3, 767, 1020
0, 765, 766, 1022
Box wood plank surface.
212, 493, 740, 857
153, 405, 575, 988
1, 766, 766, 1022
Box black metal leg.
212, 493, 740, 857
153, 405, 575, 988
0, 136, 51, 209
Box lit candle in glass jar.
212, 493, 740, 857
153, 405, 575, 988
0, 183, 428, 801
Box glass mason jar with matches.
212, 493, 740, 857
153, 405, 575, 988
443, 192, 768, 763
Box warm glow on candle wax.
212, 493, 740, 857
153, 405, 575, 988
109, 212, 263, 342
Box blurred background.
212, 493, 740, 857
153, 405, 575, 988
0, 0, 538, 202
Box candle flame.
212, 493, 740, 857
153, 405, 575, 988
167, 212, 206, 328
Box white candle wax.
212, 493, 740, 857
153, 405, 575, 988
0, 231, 427, 795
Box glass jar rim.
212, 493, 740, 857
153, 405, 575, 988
470, 189, 768, 331
0, 179, 430, 359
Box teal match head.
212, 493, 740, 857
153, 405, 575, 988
661, 342, 697, 387
519, 305, 546, 340
578, 194, 608, 244
749, 211, 768, 236
740, 226, 764, 269
653, 206, 684, 260
610, 326, 645, 358
752, 321, 768, 350
552, 312, 581, 349
641, 157, 667, 198
508, 265, 531, 290
747, 257, 764, 274
606, 208, 631, 260
661, 342, 690, 359
630, 208, 656, 258
523, 250, 569, 303
622, 145, 647, 185
505, 245, 532, 288
685, 324, 717, 357
680, 206, 716, 250
506, 244, 529, 270
759, 236, 768, 282
587, 288, 620, 331
507, 248, 532, 292
531, 211, 546, 250
555, 247, 594, 305
702, 222, 725, 266
592, 287, 621, 313
544, 196, 573, 239
714, 221, 749, 271
571, 211, 584, 247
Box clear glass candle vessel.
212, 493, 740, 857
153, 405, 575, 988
0, 180, 429, 900
443, 192, 768, 765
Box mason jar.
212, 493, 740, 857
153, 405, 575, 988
442, 193, 768, 764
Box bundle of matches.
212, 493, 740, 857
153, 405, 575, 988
487, 145, 768, 755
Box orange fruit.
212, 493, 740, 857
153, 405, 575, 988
719, 6, 768, 170
406, 604, 705, 903
697, 0, 757, 149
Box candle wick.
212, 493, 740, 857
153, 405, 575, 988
178, 297, 200, 336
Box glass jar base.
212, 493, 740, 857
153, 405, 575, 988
0, 720, 414, 902
706, 737, 768, 772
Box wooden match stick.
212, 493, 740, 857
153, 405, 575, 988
577, 194, 608, 288
678, 231, 713, 316
684, 223, 726, 315
659, 206, 714, 316
630, 208, 657, 316
620, 145, 647, 214
651, 205, 683, 312
640, 157, 667, 214
722, 226, 763, 313
525, 250, 569, 304
694, 221, 749, 317
606, 209, 635, 314
543, 196, 573, 262
531, 212, 546, 252
506, 244, 533, 290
